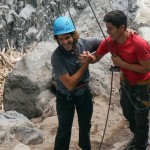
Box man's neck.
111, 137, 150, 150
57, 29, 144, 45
116, 32, 127, 44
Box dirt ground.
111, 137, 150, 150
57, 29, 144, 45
28, 94, 132, 150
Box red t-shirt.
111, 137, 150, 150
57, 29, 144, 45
97, 34, 150, 85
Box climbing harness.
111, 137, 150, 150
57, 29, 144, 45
121, 76, 150, 112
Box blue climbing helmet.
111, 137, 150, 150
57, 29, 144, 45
53, 16, 75, 35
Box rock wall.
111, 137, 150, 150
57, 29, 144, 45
3, 42, 55, 119
0, 0, 86, 52
3, 0, 150, 119
1, 0, 149, 53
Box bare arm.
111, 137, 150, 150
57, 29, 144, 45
139, 59, 150, 71
79, 51, 104, 64
59, 52, 92, 91
91, 52, 104, 63
112, 54, 150, 73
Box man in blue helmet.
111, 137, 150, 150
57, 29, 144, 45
51, 16, 101, 150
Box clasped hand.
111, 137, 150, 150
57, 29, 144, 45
78, 51, 93, 65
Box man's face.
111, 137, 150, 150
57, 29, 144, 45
58, 34, 74, 51
106, 22, 123, 41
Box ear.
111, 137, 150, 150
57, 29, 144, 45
120, 25, 126, 31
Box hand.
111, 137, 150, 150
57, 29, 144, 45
126, 28, 137, 36
79, 51, 87, 65
85, 51, 93, 63
111, 54, 125, 67
78, 51, 93, 65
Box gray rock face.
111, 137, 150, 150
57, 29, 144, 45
89, 54, 111, 97
13, 143, 30, 150
0, 0, 84, 51
15, 127, 43, 145
74, 0, 87, 9
3, 0, 150, 121
3, 42, 54, 119
0, 111, 43, 145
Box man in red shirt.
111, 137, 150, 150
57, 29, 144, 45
80, 10, 150, 150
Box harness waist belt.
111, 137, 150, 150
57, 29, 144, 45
137, 78, 150, 85
57, 88, 88, 97
75, 82, 89, 90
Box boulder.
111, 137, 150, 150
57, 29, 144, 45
13, 143, 30, 150
3, 42, 55, 119
0, 111, 43, 145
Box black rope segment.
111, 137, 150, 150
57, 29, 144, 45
66, 0, 76, 30
84, 0, 115, 149
85, 0, 114, 56
99, 70, 114, 150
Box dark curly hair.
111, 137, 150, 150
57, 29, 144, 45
54, 30, 80, 44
